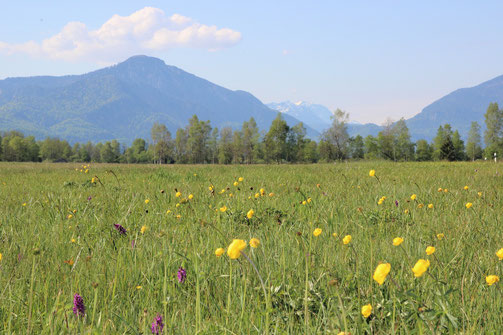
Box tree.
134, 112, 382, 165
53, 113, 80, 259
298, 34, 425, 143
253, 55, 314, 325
218, 127, 233, 164
452, 130, 465, 161
241, 118, 260, 164
321, 109, 350, 160
363, 135, 379, 160
187, 115, 211, 164
151, 123, 173, 164
415, 140, 432, 161
484, 102, 502, 158
393, 118, 414, 161
349, 135, 365, 159
264, 113, 289, 163
466, 121, 482, 161
288, 122, 307, 162
377, 118, 395, 160
208, 127, 219, 164
174, 128, 189, 163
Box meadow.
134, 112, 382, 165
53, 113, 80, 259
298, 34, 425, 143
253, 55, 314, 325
0, 161, 502, 334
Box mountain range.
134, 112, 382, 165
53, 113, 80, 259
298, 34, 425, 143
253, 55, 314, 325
1, 55, 502, 143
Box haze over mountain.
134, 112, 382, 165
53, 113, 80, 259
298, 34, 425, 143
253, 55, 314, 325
0, 55, 318, 144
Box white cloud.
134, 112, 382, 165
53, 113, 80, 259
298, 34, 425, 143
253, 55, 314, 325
0, 7, 242, 63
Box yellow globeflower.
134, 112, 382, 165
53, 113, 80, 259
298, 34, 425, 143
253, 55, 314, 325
428, 203, 433, 209
140, 225, 147, 234
247, 209, 254, 219
444, 188, 448, 193
465, 202, 473, 209
496, 248, 503, 260
215, 248, 225, 257
238, 177, 244, 182
175, 191, 182, 198
91, 177, 96, 183
437, 233, 444, 240
233, 181, 239, 187
425, 246, 435, 255
219, 206, 227, 212
369, 169, 376, 177
343, 235, 352, 245
412, 259, 430, 277
410, 194, 417, 201
250, 238, 260, 248
404, 209, 409, 214
393, 237, 404, 246
464, 185, 469, 190
260, 188, 266, 196
478, 191, 483, 197
437, 187, 443, 192
0, 253, 2, 262
417, 203, 424, 209
188, 194, 194, 200
361, 304, 372, 318
227, 239, 247, 259
166, 210, 171, 214
332, 233, 337, 237
377, 198, 384, 205
302, 200, 307, 205
254, 193, 260, 198
486, 275, 500, 286
313, 228, 322, 237
269, 192, 274, 197
373, 263, 391, 285
145, 199, 150, 204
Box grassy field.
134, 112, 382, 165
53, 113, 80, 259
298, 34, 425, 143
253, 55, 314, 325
0, 161, 502, 334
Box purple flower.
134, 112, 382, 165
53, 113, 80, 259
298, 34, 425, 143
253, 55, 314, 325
114, 224, 127, 235
395, 200, 399, 207
131, 239, 136, 249
87, 196, 92, 201
151, 314, 164, 334
73, 293, 85, 317
177, 267, 187, 283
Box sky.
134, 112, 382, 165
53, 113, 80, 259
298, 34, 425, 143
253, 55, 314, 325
1, 1, 503, 124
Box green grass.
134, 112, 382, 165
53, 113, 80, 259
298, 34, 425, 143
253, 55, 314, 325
0, 161, 502, 334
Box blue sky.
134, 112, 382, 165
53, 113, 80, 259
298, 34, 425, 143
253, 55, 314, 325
1, 1, 502, 123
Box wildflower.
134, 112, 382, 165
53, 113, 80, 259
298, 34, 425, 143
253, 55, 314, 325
486, 275, 499, 286
233, 181, 239, 186
166, 210, 171, 214
71, 238, 76, 243
395, 200, 399, 207
377, 198, 384, 205
260, 188, 266, 196
428, 204, 433, 209
238, 177, 244, 182
496, 248, 503, 260
254, 193, 260, 198
465, 202, 473, 209
145, 199, 150, 204
412, 259, 430, 277
478, 192, 483, 197
444, 188, 448, 193
417, 203, 424, 209
269, 192, 274, 197
151, 314, 164, 334
393, 237, 403, 246
175, 214, 181, 219
136, 285, 142, 290
250, 238, 260, 248
404, 209, 409, 214
176, 203, 180, 208
188, 194, 194, 200
219, 206, 227, 212
307, 198, 312, 203
113, 223, 127, 235
215, 248, 225, 257
332, 233, 337, 237
437, 233, 444, 240
141, 226, 147, 234
438, 187, 443, 192
464, 185, 469, 190
313, 228, 322, 237
343, 235, 352, 245
246, 209, 254, 219
0, 253, 2, 262
227, 239, 247, 259
316, 183, 321, 188
369, 169, 375, 177
72, 293, 85, 317
208, 186, 213, 191
361, 304, 372, 318
410, 194, 417, 201
426, 246, 435, 255
175, 191, 182, 198
302, 200, 307, 205
22, 203, 27, 207
373, 263, 391, 285
91, 177, 96, 183
177, 267, 187, 283
67, 214, 73, 219
87, 196, 92, 201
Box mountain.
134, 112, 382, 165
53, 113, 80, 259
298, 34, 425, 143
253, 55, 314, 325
0, 55, 318, 143
407, 75, 503, 141
268, 100, 382, 137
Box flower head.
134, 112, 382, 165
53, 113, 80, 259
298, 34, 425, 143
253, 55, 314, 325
250, 238, 260, 248
215, 248, 225, 257
361, 304, 372, 318
247, 209, 254, 219
227, 239, 247, 259
342, 235, 352, 245
175, 191, 182, 198
188, 194, 194, 200
464, 185, 469, 190
238, 177, 244, 182
486, 275, 500, 286
145, 199, 150, 204
373, 263, 391, 285
428, 203, 433, 209
437, 233, 444, 240
141, 226, 147, 234
72, 293, 85, 317
412, 259, 430, 277
151, 314, 164, 334
426, 246, 436, 255
219, 206, 227, 212
113, 224, 127, 235
393, 237, 404, 246
313, 228, 322, 237
177, 267, 187, 283
369, 170, 375, 177
410, 194, 417, 201
496, 248, 503, 260
465, 202, 473, 209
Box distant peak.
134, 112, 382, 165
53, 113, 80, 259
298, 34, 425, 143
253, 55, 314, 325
294, 100, 304, 106
120, 55, 166, 66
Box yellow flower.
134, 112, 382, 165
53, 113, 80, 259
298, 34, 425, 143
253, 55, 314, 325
313, 228, 322, 237
437, 233, 444, 240
193, 173, 197, 176
175, 203, 180, 208
369, 169, 376, 177
166, 210, 171, 214
141, 225, 147, 234
208, 186, 214, 191
410, 194, 417, 201
302, 200, 307, 205
404, 209, 409, 214
145, 199, 150, 204
22, 203, 27, 207
465, 202, 473, 209
219, 206, 227, 212
417, 203, 424, 209
227, 239, 247, 259
215, 248, 225, 257
393, 237, 403, 246
255, 193, 260, 198
188, 194, 194, 200
486, 275, 500, 286
73, 209, 77, 214
233, 181, 239, 187
478, 191, 482, 197
269, 192, 274, 197
412, 259, 430, 277
332, 233, 337, 237
361, 304, 372, 318
250, 238, 260, 248
464, 185, 469, 190
425, 246, 435, 255
437, 187, 443, 192
175, 191, 182, 198
428, 203, 433, 209
71, 238, 76, 243
377, 198, 384, 205
175, 214, 181, 219
444, 188, 448, 193
136, 285, 142, 290
343, 235, 352, 245
496, 248, 503, 260
91, 177, 96, 183
0, 253, 2, 262
85, 169, 89, 174
238, 177, 244, 182
246, 209, 254, 219
67, 214, 73, 219
373, 263, 391, 285
307, 198, 312, 203
260, 188, 266, 196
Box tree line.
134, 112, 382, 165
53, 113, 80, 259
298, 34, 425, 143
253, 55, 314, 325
1, 103, 502, 164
